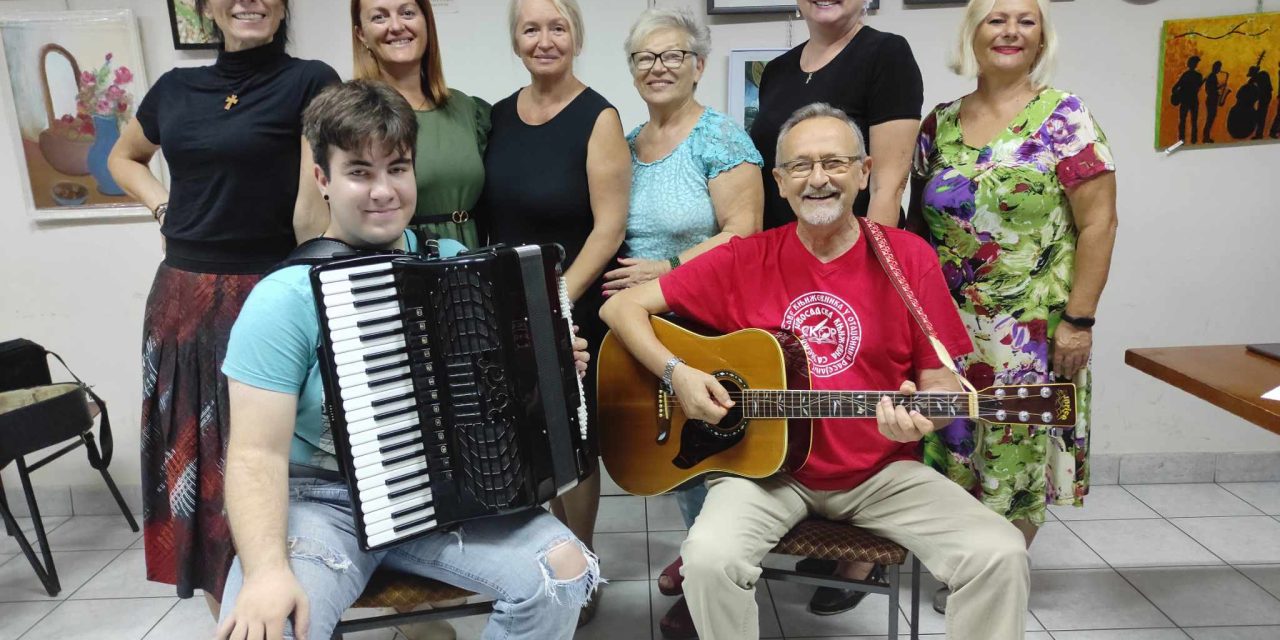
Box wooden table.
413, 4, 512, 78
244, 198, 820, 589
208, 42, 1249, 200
1125, 345, 1280, 435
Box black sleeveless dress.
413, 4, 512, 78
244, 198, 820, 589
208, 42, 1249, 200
480, 87, 615, 452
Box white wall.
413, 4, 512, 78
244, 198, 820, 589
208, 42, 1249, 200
3, 0, 1279, 490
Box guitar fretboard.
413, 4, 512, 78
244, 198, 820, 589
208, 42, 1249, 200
740, 390, 972, 419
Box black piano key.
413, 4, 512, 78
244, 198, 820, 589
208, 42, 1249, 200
363, 346, 409, 362
348, 269, 392, 282
373, 405, 416, 421
383, 450, 421, 466
379, 436, 424, 455
354, 293, 400, 309
392, 514, 435, 533
371, 391, 416, 408
368, 372, 412, 389
390, 501, 433, 520
367, 359, 410, 375
361, 327, 405, 342
385, 466, 429, 487
377, 425, 418, 442
388, 481, 432, 500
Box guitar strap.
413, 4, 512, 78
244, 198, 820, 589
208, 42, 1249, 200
857, 217, 977, 395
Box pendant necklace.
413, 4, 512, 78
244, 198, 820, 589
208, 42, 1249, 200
806, 72, 814, 85
224, 75, 253, 111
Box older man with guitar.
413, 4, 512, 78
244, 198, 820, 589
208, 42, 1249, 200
599, 103, 1037, 640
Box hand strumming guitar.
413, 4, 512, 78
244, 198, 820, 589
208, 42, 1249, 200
670, 363, 735, 424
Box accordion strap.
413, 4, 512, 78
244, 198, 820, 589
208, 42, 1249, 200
857, 217, 975, 394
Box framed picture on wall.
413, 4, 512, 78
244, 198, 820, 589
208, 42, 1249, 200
709, 1, 879, 14
727, 48, 789, 130
167, 0, 220, 50
0, 9, 161, 220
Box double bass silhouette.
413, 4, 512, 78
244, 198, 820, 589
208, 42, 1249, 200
1228, 51, 1273, 139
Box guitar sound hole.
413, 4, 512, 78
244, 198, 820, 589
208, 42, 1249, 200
698, 378, 745, 439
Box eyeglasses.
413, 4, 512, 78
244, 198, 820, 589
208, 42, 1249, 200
777, 155, 863, 178
630, 49, 696, 71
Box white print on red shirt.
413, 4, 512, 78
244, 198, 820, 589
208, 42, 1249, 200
781, 292, 862, 378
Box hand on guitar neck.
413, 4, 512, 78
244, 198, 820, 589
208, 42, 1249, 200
875, 380, 943, 443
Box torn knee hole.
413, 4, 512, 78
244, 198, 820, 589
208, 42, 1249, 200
544, 539, 588, 580
286, 536, 351, 572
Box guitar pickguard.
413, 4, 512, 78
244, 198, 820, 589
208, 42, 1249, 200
672, 419, 746, 469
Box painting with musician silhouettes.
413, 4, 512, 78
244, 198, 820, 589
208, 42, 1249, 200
1156, 11, 1280, 149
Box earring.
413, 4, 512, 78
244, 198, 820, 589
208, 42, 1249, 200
323, 194, 330, 201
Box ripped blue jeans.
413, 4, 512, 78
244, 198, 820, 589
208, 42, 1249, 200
219, 479, 597, 640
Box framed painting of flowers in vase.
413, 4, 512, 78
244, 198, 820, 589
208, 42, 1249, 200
0, 9, 159, 219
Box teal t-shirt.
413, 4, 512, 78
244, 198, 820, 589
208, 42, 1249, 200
222, 231, 467, 471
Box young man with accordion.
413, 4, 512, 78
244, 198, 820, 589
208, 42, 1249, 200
214, 80, 597, 640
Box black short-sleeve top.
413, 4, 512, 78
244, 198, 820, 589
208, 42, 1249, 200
748, 26, 923, 229
135, 38, 339, 274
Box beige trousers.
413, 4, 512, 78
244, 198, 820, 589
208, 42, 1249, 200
681, 460, 1029, 640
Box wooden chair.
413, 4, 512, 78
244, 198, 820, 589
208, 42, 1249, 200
763, 518, 921, 640
331, 569, 491, 639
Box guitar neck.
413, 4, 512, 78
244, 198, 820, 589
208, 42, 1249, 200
740, 390, 975, 420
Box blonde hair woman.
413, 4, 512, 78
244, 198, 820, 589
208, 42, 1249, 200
478, 0, 631, 624
908, 0, 1118, 612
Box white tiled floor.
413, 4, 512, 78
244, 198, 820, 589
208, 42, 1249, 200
2, 480, 1280, 638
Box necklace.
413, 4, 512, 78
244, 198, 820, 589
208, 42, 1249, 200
224, 74, 254, 111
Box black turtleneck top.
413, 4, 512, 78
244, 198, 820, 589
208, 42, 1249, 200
135, 38, 339, 274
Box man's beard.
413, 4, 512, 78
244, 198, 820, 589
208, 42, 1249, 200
795, 187, 846, 225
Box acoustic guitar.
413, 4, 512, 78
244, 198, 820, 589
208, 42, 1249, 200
598, 317, 1078, 496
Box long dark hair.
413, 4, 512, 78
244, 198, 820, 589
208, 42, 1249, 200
194, 0, 292, 47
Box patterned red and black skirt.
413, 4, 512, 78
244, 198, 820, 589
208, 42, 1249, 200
139, 264, 262, 600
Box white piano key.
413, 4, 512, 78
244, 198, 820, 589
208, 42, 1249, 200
342, 383, 415, 413
367, 518, 436, 548
355, 458, 429, 492
355, 454, 427, 484
339, 366, 412, 395
330, 318, 404, 343
362, 490, 433, 525
346, 397, 415, 426
325, 298, 400, 321
321, 273, 395, 295
336, 352, 409, 379
326, 306, 401, 331
333, 339, 408, 367
324, 284, 396, 309
347, 417, 420, 447
351, 428, 420, 459
359, 482, 431, 514
331, 332, 404, 356
318, 261, 393, 284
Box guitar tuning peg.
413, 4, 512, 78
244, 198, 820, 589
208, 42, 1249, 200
1017, 387, 1029, 398
1041, 387, 1052, 398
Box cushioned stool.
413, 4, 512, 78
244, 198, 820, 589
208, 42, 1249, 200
763, 518, 921, 639
331, 569, 492, 639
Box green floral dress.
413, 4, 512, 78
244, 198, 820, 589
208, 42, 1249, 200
913, 89, 1115, 525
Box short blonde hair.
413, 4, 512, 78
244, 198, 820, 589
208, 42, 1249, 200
949, 0, 1058, 88
624, 8, 710, 67
509, 0, 585, 55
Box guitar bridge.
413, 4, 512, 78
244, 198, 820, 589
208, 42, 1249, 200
656, 388, 671, 444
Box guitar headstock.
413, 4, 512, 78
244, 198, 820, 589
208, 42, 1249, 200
977, 383, 1077, 427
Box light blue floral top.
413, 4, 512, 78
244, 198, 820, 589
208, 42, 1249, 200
625, 108, 763, 260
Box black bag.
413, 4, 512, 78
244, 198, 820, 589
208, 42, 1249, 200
0, 339, 111, 469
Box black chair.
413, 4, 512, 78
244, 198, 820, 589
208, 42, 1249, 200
0, 338, 138, 596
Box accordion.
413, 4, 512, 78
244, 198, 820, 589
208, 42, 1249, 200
310, 243, 593, 551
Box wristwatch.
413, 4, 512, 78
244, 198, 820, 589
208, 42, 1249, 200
661, 356, 685, 395
1061, 312, 1096, 329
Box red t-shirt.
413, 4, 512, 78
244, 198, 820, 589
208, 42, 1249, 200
659, 222, 973, 490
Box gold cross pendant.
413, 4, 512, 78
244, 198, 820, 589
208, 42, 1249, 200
224, 94, 239, 110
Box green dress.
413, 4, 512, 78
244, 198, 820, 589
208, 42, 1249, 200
913, 89, 1115, 526
408, 89, 490, 248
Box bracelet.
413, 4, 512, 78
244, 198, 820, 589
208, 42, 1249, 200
1061, 312, 1096, 329
661, 356, 685, 395
668, 255, 681, 270
153, 202, 168, 223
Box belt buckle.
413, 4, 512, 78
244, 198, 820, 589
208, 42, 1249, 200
452, 210, 469, 224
